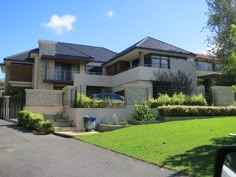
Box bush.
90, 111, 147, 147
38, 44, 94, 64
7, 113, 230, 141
38, 120, 54, 134
131, 101, 155, 121
148, 93, 208, 107
148, 98, 158, 108
18, 110, 54, 134
156, 94, 171, 106
74, 94, 110, 108
171, 93, 186, 105
186, 94, 208, 106
158, 105, 236, 117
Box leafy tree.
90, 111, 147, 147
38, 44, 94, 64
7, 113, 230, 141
0, 79, 4, 88
224, 24, 236, 84
206, 0, 236, 59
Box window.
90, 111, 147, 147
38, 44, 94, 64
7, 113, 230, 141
151, 55, 169, 69
86, 65, 102, 75
197, 62, 213, 71
54, 63, 72, 81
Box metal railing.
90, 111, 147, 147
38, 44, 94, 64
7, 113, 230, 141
44, 69, 79, 81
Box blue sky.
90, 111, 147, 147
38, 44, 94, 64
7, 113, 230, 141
0, 0, 210, 79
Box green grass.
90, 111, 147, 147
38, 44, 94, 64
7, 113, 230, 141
75, 117, 236, 177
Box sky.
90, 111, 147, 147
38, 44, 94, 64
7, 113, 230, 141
0, 0, 211, 79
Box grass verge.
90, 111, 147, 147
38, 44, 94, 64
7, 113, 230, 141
75, 117, 236, 177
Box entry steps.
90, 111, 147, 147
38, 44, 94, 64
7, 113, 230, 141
44, 115, 77, 132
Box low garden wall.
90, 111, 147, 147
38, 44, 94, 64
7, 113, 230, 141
66, 106, 133, 131
212, 86, 234, 106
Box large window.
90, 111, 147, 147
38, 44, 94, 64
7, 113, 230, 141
151, 55, 170, 69
196, 62, 213, 71
54, 63, 73, 81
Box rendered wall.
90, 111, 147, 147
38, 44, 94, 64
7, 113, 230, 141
212, 86, 235, 106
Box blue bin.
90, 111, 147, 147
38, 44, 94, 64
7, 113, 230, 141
83, 115, 96, 131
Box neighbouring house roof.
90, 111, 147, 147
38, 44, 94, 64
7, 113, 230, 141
195, 54, 222, 62
4, 48, 39, 62
104, 36, 195, 65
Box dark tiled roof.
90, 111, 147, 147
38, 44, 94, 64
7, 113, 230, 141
104, 36, 195, 65
60, 42, 117, 62
137, 36, 194, 55
4, 48, 39, 62
55, 43, 91, 58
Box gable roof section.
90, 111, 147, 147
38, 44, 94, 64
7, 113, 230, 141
4, 48, 39, 62
104, 36, 195, 65
137, 36, 194, 54
55, 43, 92, 58
60, 42, 117, 62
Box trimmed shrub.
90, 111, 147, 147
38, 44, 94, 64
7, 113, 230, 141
148, 93, 208, 107
156, 94, 171, 106
18, 110, 54, 134
148, 98, 158, 108
38, 120, 54, 134
186, 94, 207, 106
158, 105, 236, 117
171, 93, 186, 105
74, 94, 110, 108
131, 101, 155, 121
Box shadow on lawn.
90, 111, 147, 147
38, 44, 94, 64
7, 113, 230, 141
162, 136, 236, 177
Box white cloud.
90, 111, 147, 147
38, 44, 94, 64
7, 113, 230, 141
42, 14, 76, 35
201, 44, 219, 55
107, 10, 114, 18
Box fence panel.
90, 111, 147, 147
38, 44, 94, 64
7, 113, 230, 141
0, 94, 25, 121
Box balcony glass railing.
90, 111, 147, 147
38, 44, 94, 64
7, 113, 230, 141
44, 69, 79, 82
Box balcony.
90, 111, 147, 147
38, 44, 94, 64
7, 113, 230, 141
74, 66, 170, 87
196, 61, 223, 77
44, 69, 79, 84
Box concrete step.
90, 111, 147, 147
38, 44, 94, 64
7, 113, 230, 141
54, 130, 98, 138
54, 121, 72, 127
44, 115, 62, 120
54, 126, 79, 132
44, 115, 70, 122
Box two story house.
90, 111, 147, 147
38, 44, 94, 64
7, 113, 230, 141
1, 36, 197, 101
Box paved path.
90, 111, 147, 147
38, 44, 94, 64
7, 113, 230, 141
0, 119, 187, 177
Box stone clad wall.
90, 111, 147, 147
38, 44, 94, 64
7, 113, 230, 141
212, 86, 235, 106
25, 89, 62, 107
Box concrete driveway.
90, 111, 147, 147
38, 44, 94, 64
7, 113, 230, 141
0, 119, 187, 177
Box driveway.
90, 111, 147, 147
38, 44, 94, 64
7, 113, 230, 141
0, 119, 187, 177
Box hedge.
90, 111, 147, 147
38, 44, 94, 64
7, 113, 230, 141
74, 94, 111, 108
18, 110, 54, 134
148, 93, 207, 108
158, 105, 236, 117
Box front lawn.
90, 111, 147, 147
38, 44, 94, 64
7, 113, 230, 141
75, 117, 236, 177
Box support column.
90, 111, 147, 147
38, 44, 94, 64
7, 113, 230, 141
4, 96, 10, 120
138, 51, 142, 66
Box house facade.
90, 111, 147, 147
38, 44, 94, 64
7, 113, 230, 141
1, 36, 198, 102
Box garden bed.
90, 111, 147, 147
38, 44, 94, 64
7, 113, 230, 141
96, 124, 129, 132
128, 120, 160, 125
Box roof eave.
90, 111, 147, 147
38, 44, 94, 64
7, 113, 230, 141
41, 54, 94, 62
136, 47, 196, 57
103, 46, 196, 66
